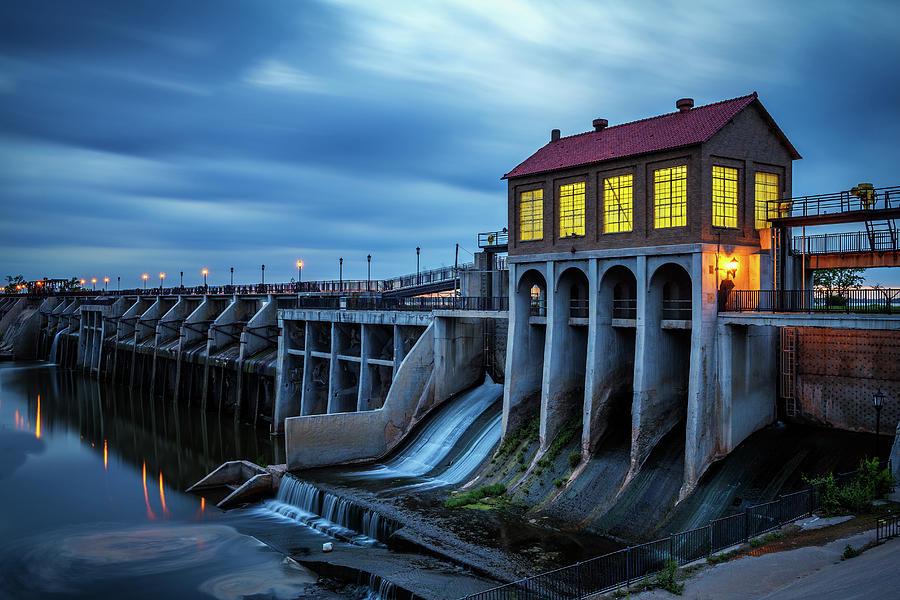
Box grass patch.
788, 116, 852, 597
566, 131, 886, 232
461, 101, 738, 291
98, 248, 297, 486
536, 417, 582, 469
494, 415, 539, 464
749, 531, 784, 548
568, 451, 582, 468
445, 483, 506, 509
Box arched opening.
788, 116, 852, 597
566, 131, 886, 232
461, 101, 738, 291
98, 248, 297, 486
586, 265, 638, 453
633, 262, 693, 472
540, 267, 590, 448
505, 268, 548, 432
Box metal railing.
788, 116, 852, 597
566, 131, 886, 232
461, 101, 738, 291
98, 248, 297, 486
792, 231, 899, 255
662, 299, 692, 320
462, 473, 858, 600
478, 229, 509, 249
768, 185, 899, 219
530, 299, 547, 317
290, 296, 509, 312
876, 513, 900, 544
725, 288, 900, 314
612, 298, 637, 320
569, 299, 589, 319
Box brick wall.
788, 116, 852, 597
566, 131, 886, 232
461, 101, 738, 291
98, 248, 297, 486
794, 327, 900, 434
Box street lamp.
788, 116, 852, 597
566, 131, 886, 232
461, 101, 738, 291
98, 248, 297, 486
142, 274, 148, 290
230, 267, 234, 287
339, 257, 343, 291
297, 260, 303, 282
159, 272, 165, 294
261, 264, 265, 286
91, 278, 97, 291
104, 277, 109, 292
80, 279, 86, 289
416, 246, 421, 284
873, 390, 885, 457
117, 276, 120, 291
367, 254, 371, 291
202, 268, 208, 290
180, 271, 184, 288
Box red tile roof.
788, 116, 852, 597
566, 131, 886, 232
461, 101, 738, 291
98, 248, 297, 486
503, 93, 799, 179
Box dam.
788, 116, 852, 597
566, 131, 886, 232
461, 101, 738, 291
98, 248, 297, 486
2, 93, 899, 598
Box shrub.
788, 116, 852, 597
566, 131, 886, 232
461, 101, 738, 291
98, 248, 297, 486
553, 477, 564, 488
568, 451, 582, 468
841, 544, 862, 560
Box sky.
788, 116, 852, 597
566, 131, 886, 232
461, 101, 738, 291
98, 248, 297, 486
1, 0, 899, 287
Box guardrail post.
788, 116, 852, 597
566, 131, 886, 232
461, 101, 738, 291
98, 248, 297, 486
707, 523, 713, 557
577, 561, 583, 599
744, 510, 750, 543
626, 546, 631, 585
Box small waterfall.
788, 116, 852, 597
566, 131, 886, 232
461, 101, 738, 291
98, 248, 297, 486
360, 377, 503, 480
49, 328, 65, 364
433, 412, 502, 485
361, 573, 396, 600
258, 475, 398, 545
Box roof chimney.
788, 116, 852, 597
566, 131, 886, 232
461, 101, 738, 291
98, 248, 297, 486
676, 98, 694, 112
551, 128, 561, 142
592, 118, 608, 132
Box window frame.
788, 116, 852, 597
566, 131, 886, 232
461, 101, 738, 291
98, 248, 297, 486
754, 171, 780, 229
602, 173, 634, 234
711, 165, 739, 229
558, 180, 586, 238
518, 187, 544, 242
653, 164, 688, 229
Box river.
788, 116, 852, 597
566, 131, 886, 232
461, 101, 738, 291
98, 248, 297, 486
0, 361, 373, 600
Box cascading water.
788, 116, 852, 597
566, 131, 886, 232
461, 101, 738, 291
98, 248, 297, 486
257, 475, 398, 545
49, 328, 65, 363
358, 376, 503, 481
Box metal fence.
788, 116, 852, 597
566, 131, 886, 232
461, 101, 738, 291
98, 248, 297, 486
768, 185, 900, 219
290, 296, 509, 312
876, 513, 900, 544
725, 288, 900, 314
793, 231, 898, 255
461, 475, 858, 600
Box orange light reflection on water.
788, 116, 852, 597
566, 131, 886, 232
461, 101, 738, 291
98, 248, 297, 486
103, 440, 108, 470
158, 472, 169, 516
142, 462, 156, 520
35, 395, 40, 439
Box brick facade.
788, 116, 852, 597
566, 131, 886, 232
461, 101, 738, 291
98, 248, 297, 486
794, 327, 900, 434
506, 102, 795, 256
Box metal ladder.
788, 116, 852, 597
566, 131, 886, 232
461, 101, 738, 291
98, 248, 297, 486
780, 327, 798, 417
862, 189, 898, 251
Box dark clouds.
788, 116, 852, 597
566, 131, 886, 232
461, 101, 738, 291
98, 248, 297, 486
1, 0, 899, 284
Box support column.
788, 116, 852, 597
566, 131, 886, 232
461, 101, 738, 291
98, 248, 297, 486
300, 322, 315, 415
357, 323, 372, 411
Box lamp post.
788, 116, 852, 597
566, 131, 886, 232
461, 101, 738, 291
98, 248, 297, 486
367, 254, 371, 291
416, 247, 421, 284
142, 274, 148, 291
202, 268, 208, 291
261, 264, 265, 287
80, 279, 86, 290
339, 258, 343, 291
104, 277, 109, 293
91, 278, 97, 291
117, 276, 120, 291
296, 260, 303, 292
159, 272, 165, 294
873, 390, 885, 457
180, 271, 183, 288
230, 267, 234, 287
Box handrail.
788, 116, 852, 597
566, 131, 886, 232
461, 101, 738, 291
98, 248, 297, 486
792, 231, 898, 255
725, 288, 900, 314
769, 184, 900, 219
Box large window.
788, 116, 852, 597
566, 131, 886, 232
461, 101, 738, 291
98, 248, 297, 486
712, 166, 738, 228
519, 189, 543, 241
755, 172, 779, 229
603, 174, 633, 233
654, 165, 687, 228
559, 181, 585, 237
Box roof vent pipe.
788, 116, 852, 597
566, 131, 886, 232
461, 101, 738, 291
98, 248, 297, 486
593, 118, 608, 132
676, 98, 694, 112
551, 129, 561, 142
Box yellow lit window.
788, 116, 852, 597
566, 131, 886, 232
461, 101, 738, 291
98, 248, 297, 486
654, 165, 687, 228
603, 174, 633, 233
559, 182, 585, 237
519, 189, 543, 241
712, 166, 738, 228
755, 172, 779, 229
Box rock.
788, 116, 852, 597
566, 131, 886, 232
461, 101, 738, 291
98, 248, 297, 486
322, 542, 333, 553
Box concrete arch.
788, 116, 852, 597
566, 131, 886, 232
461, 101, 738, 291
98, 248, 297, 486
600, 265, 638, 320
516, 266, 548, 294
558, 266, 590, 320
553, 262, 589, 292
649, 262, 692, 321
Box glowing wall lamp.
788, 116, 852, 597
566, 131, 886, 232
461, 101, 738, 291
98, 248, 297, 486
725, 257, 739, 280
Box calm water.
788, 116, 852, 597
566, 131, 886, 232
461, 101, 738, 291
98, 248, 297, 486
0, 361, 333, 600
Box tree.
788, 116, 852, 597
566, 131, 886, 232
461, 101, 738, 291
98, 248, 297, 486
4, 274, 25, 294
812, 268, 866, 290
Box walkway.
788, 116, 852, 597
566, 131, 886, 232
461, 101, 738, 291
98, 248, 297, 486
627, 528, 896, 600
